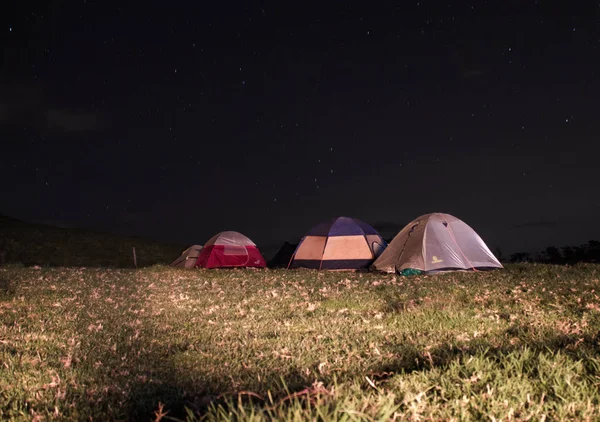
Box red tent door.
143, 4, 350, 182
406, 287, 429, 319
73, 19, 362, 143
224, 244, 249, 266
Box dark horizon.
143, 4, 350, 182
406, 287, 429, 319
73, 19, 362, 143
2, 2, 599, 257
2, 209, 598, 263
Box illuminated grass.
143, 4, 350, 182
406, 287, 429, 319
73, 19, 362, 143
1, 264, 600, 420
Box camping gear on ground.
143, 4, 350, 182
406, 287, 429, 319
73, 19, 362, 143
399, 268, 422, 276
195, 231, 266, 269
372, 212, 503, 273
170, 245, 204, 268
268, 241, 297, 268
289, 216, 387, 270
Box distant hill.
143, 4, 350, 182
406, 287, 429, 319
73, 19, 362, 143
0, 214, 185, 267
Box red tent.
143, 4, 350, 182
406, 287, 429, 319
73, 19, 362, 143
195, 231, 266, 269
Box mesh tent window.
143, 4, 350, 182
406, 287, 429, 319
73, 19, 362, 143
224, 245, 248, 255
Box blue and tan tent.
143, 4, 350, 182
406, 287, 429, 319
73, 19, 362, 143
289, 217, 387, 270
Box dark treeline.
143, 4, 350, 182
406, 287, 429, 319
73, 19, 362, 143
506, 240, 600, 264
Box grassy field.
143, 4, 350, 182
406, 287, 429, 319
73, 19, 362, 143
1, 264, 600, 421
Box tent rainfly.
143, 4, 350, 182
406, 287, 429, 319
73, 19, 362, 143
372, 212, 503, 273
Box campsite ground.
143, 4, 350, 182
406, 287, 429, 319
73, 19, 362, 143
1, 264, 599, 420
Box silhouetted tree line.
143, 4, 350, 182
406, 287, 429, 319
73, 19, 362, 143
508, 240, 600, 264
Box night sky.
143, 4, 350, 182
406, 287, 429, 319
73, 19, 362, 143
2, 2, 599, 256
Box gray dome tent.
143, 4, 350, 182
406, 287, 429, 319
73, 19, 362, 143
372, 213, 502, 273
170, 245, 203, 269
